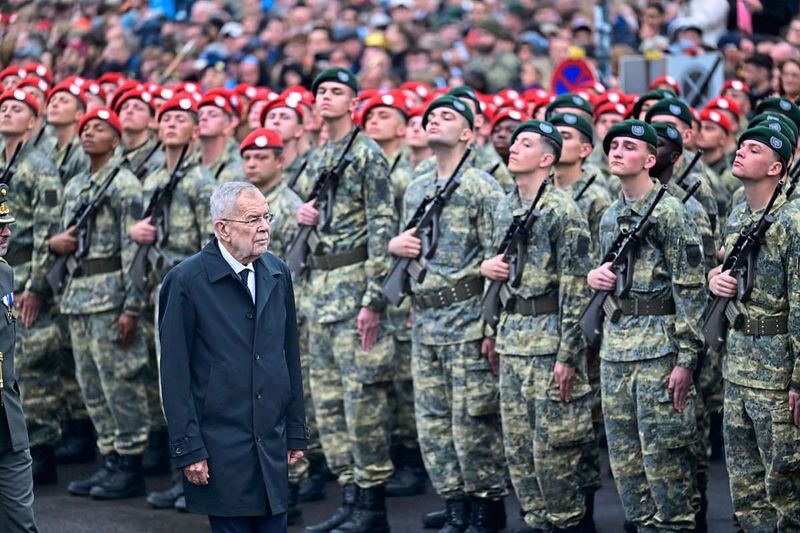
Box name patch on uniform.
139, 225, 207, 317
44, 190, 58, 207
576, 235, 590, 257
686, 244, 702, 267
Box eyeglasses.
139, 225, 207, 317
221, 212, 275, 226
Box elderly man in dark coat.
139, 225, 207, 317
159, 180, 307, 533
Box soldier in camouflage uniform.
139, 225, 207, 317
465, 20, 520, 94
295, 68, 396, 533
389, 96, 507, 533
115, 90, 165, 182
708, 126, 800, 532
198, 93, 244, 183
482, 119, 596, 532
587, 120, 704, 531
405, 107, 432, 171
361, 92, 427, 498
0, 90, 68, 485
590, 101, 629, 198
48, 108, 151, 500
488, 108, 522, 191
697, 109, 735, 227
42, 81, 90, 185
261, 97, 316, 200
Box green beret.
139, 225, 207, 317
651, 121, 683, 151
603, 119, 658, 155
0, 184, 14, 224
645, 98, 692, 128
748, 113, 799, 147
511, 120, 564, 162
549, 112, 595, 146
422, 95, 475, 130
545, 93, 592, 119
446, 86, 481, 110
311, 67, 359, 95
738, 126, 792, 167
755, 97, 800, 130
630, 90, 675, 120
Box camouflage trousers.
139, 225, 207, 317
388, 335, 418, 450
68, 311, 150, 455
143, 306, 165, 431
308, 317, 394, 488
289, 317, 322, 485
499, 354, 595, 530
412, 340, 507, 500
601, 355, 698, 532
724, 381, 800, 532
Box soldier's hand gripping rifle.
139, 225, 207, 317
0, 141, 23, 184
381, 145, 473, 307
285, 127, 361, 275
128, 143, 189, 290
579, 182, 669, 347
701, 178, 784, 351
46, 167, 121, 293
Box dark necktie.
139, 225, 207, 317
239, 269, 250, 287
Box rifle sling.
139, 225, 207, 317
309, 245, 367, 271
72, 257, 122, 278
413, 277, 483, 310
507, 292, 558, 316
616, 297, 675, 316
738, 315, 788, 336
5, 248, 31, 267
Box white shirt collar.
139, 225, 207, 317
217, 240, 255, 275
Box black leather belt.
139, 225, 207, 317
507, 293, 559, 316
309, 245, 368, 271
73, 257, 122, 278
5, 248, 31, 267
739, 315, 788, 336
617, 298, 676, 316
413, 277, 483, 310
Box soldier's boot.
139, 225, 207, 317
385, 446, 427, 497
709, 412, 724, 461
142, 429, 171, 476
298, 456, 327, 502
438, 498, 470, 533
331, 484, 389, 533
146, 477, 184, 509
31, 445, 58, 485
305, 483, 359, 532
174, 495, 187, 512
55, 418, 96, 464
89, 454, 146, 500
423, 508, 448, 529
288, 482, 303, 526
463, 497, 505, 533
553, 508, 597, 533
67, 452, 119, 496
695, 473, 709, 533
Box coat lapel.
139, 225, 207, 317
255, 255, 281, 317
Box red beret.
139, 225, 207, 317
594, 101, 628, 120
407, 105, 425, 120
47, 81, 88, 108
705, 96, 742, 118
83, 81, 107, 103
722, 79, 751, 94
522, 88, 550, 103
16, 76, 49, 94
22, 63, 52, 85
490, 108, 525, 131
157, 94, 199, 121
151, 86, 175, 101
698, 108, 732, 133
204, 88, 243, 118
174, 82, 201, 95
198, 92, 234, 116
240, 128, 283, 153
360, 90, 414, 121
108, 80, 145, 112
0, 89, 39, 115
595, 89, 629, 108
399, 81, 433, 102
279, 85, 314, 107
0, 66, 26, 82
97, 72, 126, 86
113, 89, 155, 115
78, 107, 122, 136
649, 75, 681, 95
260, 97, 305, 126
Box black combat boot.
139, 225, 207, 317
55, 418, 96, 464
288, 482, 303, 526
146, 476, 184, 509
67, 452, 119, 496
31, 445, 57, 485
709, 411, 724, 461
464, 497, 506, 533
331, 484, 390, 533
305, 483, 359, 532
142, 429, 170, 476
423, 508, 448, 529
438, 498, 470, 533
695, 472, 709, 533
386, 446, 427, 497
175, 495, 187, 511
89, 454, 146, 500
298, 456, 327, 502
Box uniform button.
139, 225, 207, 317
175, 447, 182, 455
246, 312, 254, 319
255, 354, 260, 360
256, 392, 262, 400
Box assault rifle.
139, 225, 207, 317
133, 141, 163, 180
0, 141, 23, 184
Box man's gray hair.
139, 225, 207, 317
209, 181, 262, 223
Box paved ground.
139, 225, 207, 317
15, 450, 736, 532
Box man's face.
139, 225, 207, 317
697, 122, 728, 151
198, 106, 231, 139
315, 82, 355, 121
509, 132, 550, 174
119, 99, 153, 133
248, 100, 267, 130
425, 107, 470, 148
219, 191, 272, 257
46, 92, 82, 127
80, 119, 119, 156
654, 136, 680, 174
743, 63, 768, 87
788, 19, 800, 47
22, 88, 46, 114
0, 223, 11, 256
732, 140, 782, 180
264, 107, 303, 143
0, 101, 35, 136
723, 90, 751, 116
1, 76, 21, 91
607, 136, 655, 178
201, 68, 227, 90
556, 126, 590, 165
243, 148, 282, 188
595, 113, 624, 140
239, 62, 260, 86
365, 106, 405, 144
158, 110, 196, 147
491, 119, 520, 159
405, 116, 428, 149
643, 7, 664, 30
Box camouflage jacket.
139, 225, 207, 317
564, 171, 612, 261
301, 128, 397, 322
466, 51, 520, 93
206, 148, 244, 183
59, 157, 144, 316
666, 180, 716, 273
704, 157, 733, 226
403, 165, 504, 345
415, 144, 514, 192
491, 184, 592, 366
45, 135, 90, 186
142, 149, 216, 285
0, 142, 62, 295
387, 150, 414, 341
263, 181, 303, 259
597, 182, 706, 369
722, 194, 800, 390
675, 150, 720, 239
585, 145, 616, 197
282, 148, 315, 196
121, 137, 165, 182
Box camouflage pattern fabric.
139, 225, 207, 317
121, 137, 165, 182
414, 144, 514, 192
564, 171, 612, 262
466, 52, 520, 93
205, 149, 244, 183
39, 135, 90, 185
675, 150, 720, 239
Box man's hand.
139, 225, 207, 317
184, 459, 209, 486
118, 313, 138, 348
288, 450, 305, 466
668, 365, 693, 412
554, 361, 575, 402
19, 291, 40, 329
708, 266, 737, 298
587, 262, 616, 291
49, 227, 78, 255
130, 217, 157, 245
481, 255, 509, 281
388, 228, 422, 258
789, 390, 800, 428
297, 201, 320, 226
357, 307, 380, 351
481, 337, 499, 375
